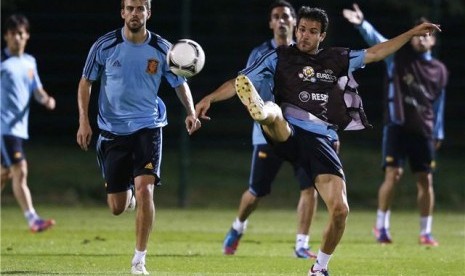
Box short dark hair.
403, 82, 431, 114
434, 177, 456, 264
120, 0, 152, 10
4, 14, 30, 33
297, 6, 329, 33
269, 0, 296, 19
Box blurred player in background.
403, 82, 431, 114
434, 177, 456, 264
1, 14, 56, 233
234, 6, 441, 275
76, 0, 200, 274
195, 0, 331, 259
343, 3, 448, 246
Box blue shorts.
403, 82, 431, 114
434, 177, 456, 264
382, 124, 435, 173
1, 135, 26, 167
249, 143, 311, 197
96, 128, 162, 193
265, 124, 345, 184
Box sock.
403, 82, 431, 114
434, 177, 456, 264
232, 217, 247, 234
313, 250, 332, 271
376, 209, 386, 229
420, 216, 432, 235
384, 210, 391, 229
132, 249, 147, 266
24, 209, 39, 225
296, 234, 309, 249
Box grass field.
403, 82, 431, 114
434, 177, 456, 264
1, 206, 464, 275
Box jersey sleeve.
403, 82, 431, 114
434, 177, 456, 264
82, 41, 105, 81
239, 49, 277, 89
348, 50, 366, 72
31, 57, 43, 91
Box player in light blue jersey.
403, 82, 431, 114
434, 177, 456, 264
1, 14, 56, 233
76, 0, 201, 274
233, 7, 441, 276
195, 0, 327, 259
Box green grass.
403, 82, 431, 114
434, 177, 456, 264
1, 206, 464, 275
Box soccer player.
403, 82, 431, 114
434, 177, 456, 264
195, 0, 330, 259
76, 0, 201, 274
343, 3, 448, 246
233, 6, 441, 276
1, 14, 56, 233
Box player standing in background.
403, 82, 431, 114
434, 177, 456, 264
233, 6, 441, 275
343, 3, 448, 246
195, 0, 331, 259
1, 14, 56, 233
76, 0, 201, 274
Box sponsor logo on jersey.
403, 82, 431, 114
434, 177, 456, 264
299, 91, 311, 102
258, 151, 267, 159
316, 69, 337, 83
146, 59, 158, 74
144, 162, 154, 170
112, 60, 122, 67
299, 66, 316, 82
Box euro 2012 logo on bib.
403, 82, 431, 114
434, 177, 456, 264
299, 66, 316, 82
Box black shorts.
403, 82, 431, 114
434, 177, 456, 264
96, 128, 162, 193
382, 124, 435, 173
1, 135, 26, 167
266, 125, 345, 184
249, 144, 311, 197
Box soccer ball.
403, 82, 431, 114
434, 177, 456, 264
167, 39, 205, 78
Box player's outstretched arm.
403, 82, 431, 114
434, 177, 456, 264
364, 22, 441, 64
195, 79, 236, 120
77, 77, 93, 151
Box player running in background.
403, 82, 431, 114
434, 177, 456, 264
1, 14, 56, 233
76, 0, 201, 274
195, 0, 332, 259
233, 6, 441, 275
343, 3, 448, 246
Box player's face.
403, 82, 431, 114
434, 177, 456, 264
121, 0, 151, 33
295, 18, 326, 54
3, 26, 30, 55
269, 6, 296, 39
410, 34, 435, 53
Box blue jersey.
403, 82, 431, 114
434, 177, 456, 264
82, 28, 186, 135
240, 46, 365, 138
1, 48, 43, 139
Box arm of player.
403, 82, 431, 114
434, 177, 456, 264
77, 77, 93, 151
195, 79, 236, 120
364, 22, 441, 64
175, 82, 201, 135
33, 87, 56, 110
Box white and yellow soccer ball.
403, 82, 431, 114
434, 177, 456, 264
167, 39, 205, 78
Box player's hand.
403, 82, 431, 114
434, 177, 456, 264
77, 122, 93, 151
45, 96, 56, 110
342, 3, 364, 25
195, 97, 212, 121
186, 114, 201, 135
332, 140, 341, 154
409, 22, 441, 37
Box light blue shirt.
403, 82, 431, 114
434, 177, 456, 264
82, 29, 186, 135
1, 49, 43, 139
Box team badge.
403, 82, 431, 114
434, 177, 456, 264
146, 59, 159, 75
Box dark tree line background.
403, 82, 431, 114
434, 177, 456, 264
2, 0, 464, 150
